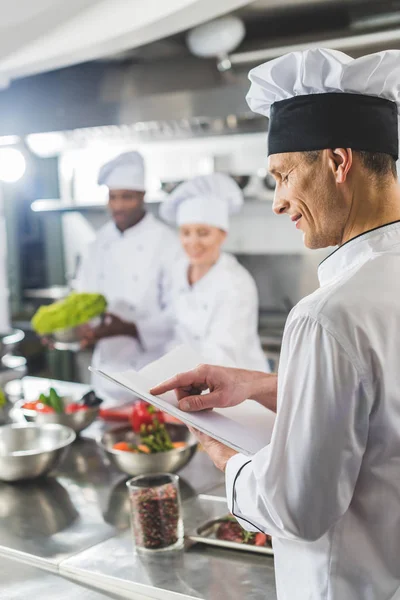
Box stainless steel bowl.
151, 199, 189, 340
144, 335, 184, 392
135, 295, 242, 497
53, 327, 80, 343
16, 398, 99, 434
99, 424, 198, 476
0, 423, 76, 482
0, 329, 25, 359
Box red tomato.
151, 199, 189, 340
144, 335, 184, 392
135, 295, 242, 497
35, 402, 55, 413
23, 401, 38, 410
65, 403, 87, 414
131, 401, 164, 433
255, 533, 267, 546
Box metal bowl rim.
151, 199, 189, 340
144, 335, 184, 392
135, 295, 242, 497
0, 423, 76, 456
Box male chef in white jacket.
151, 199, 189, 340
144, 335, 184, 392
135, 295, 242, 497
151, 49, 400, 600
75, 151, 181, 403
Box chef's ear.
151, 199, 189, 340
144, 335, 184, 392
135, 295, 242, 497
327, 148, 353, 184
219, 229, 228, 243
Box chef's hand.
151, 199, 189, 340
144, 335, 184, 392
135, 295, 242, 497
80, 313, 138, 348
150, 364, 253, 412
188, 427, 237, 472
41, 337, 55, 350
150, 364, 278, 413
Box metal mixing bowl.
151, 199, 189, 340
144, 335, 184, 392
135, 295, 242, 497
0, 423, 76, 482
53, 327, 80, 343
99, 424, 198, 476
0, 329, 25, 359
16, 398, 99, 434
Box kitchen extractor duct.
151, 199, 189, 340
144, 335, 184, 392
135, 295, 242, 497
226, 26, 400, 67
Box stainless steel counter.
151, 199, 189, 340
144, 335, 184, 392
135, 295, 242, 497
0, 437, 224, 570
61, 495, 277, 600
0, 555, 125, 599
0, 377, 276, 599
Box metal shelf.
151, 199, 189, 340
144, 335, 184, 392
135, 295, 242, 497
31, 195, 273, 215
31, 200, 108, 214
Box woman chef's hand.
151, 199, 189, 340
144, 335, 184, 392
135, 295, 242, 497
188, 426, 237, 472
80, 313, 138, 348
150, 364, 278, 413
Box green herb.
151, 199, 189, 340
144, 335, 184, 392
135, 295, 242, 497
0, 389, 6, 407
242, 530, 256, 544
38, 388, 64, 413
49, 387, 64, 414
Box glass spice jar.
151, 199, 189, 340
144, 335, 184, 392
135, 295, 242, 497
126, 473, 184, 553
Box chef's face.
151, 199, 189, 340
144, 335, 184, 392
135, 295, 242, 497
108, 189, 145, 232
269, 151, 349, 249
179, 224, 227, 266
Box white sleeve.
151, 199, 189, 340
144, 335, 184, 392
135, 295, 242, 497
225, 315, 371, 541
201, 276, 266, 370
135, 234, 181, 352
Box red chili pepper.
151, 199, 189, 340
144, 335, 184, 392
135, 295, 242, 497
131, 401, 164, 433
35, 402, 55, 413
65, 403, 88, 414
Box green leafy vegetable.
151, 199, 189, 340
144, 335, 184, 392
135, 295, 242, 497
31, 292, 107, 336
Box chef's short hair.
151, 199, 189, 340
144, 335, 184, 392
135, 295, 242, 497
303, 150, 397, 179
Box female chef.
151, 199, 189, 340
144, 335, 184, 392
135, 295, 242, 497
159, 173, 269, 372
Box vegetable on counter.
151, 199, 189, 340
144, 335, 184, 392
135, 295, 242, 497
131, 401, 164, 433
31, 292, 107, 336
216, 516, 272, 548
112, 420, 187, 454
22, 388, 103, 414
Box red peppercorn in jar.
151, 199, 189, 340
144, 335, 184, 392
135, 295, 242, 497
126, 473, 183, 552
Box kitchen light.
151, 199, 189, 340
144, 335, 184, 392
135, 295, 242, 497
25, 132, 66, 158
0, 148, 26, 182
187, 16, 245, 59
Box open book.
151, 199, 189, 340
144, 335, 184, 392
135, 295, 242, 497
90, 345, 275, 456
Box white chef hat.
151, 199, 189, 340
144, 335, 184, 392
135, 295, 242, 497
98, 151, 145, 191
246, 48, 400, 159
159, 173, 243, 232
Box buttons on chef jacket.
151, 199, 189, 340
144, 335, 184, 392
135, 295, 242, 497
132, 275, 139, 282
136, 244, 143, 252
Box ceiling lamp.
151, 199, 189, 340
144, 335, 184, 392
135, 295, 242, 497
0, 148, 26, 182
187, 16, 245, 70
25, 132, 66, 158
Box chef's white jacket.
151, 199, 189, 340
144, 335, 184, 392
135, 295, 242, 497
169, 253, 268, 371
75, 213, 181, 402
226, 221, 400, 600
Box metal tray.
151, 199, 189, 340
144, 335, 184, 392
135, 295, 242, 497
187, 516, 274, 556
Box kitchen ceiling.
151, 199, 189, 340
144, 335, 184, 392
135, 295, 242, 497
0, 0, 400, 137
98, 0, 400, 65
